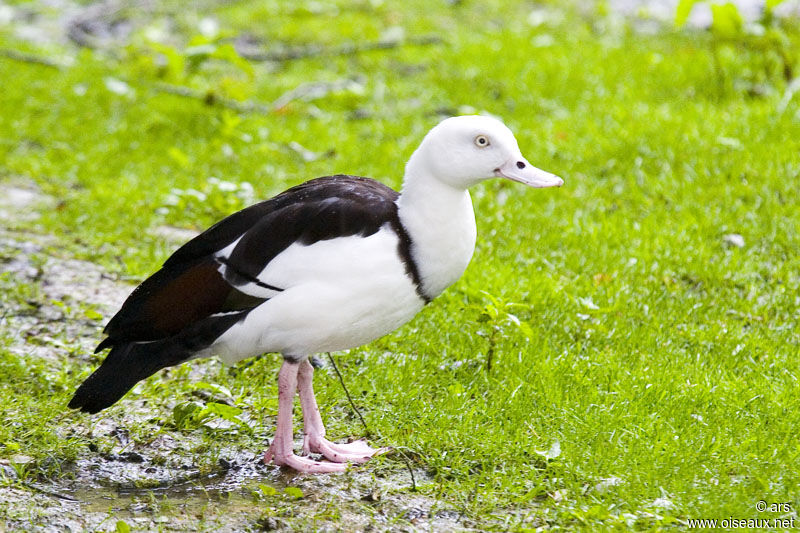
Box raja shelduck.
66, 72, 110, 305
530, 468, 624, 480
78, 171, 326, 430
69, 115, 564, 473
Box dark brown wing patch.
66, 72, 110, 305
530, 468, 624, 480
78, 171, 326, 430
100, 258, 266, 349
142, 259, 231, 336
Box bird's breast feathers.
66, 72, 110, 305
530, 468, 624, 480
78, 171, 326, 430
208, 226, 426, 361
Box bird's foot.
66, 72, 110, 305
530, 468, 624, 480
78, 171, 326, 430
263, 444, 347, 473
302, 435, 388, 464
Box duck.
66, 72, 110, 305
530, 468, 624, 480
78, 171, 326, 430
68, 115, 563, 473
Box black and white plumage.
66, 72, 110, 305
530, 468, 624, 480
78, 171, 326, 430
69, 115, 563, 473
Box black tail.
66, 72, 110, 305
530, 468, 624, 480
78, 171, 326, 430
68, 339, 191, 414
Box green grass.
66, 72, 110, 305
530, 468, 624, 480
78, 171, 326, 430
1, 0, 799, 529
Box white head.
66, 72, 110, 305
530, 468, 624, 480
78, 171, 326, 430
406, 115, 563, 190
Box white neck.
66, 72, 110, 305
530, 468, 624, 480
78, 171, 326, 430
397, 155, 478, 299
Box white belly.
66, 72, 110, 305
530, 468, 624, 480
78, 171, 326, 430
210, 226, 425, 361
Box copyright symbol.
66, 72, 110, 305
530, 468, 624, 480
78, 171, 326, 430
756, 500, 767, 512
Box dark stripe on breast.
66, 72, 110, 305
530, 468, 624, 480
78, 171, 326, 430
216, 257, 285, 293
389, 216, 431, 304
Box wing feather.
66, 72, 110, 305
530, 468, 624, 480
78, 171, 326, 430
97, 175, 400, 350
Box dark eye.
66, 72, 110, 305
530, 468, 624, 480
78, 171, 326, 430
474, 135, 490, 147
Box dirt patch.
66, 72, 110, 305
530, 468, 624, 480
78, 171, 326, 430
0, 181, 129, 366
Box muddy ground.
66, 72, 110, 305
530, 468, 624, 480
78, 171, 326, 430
0, 181, 484, 532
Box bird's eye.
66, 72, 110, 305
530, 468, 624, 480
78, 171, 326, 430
474, 135, 490, 148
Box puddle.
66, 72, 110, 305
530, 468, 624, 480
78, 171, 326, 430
5, 448, 460, 532
61, 464, 462, 532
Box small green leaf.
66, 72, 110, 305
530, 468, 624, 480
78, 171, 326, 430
479, 290, 501, 309
710, 2, 743, 37
211, 43, 254, 78
448, 382, 464, 396
148, 42, 186, 81
675, 0, 701, 27
284, 486, 304, 499
173, 401, 205, 428
516, 321, 535, 339
195, 382, 234, 400
204, 402, 243, 422
477, 312, 493, 323
167, 147, 190, 168
84, 308, 103, 321
258, 484, 277, 496
115, 520, 131, 533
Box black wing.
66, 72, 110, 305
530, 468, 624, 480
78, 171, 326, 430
97, 175, 401, 350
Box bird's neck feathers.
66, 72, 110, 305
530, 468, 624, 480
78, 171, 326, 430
396, 148, 478, 299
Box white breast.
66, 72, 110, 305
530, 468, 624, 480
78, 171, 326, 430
210, 225, 426, 361
399, 190, 477, 298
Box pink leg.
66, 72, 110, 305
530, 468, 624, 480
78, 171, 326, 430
263, 360, 347, 473
297, 359, 386, 463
